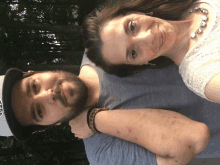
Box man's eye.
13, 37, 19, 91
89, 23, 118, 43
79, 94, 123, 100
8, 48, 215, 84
131, 49, 137, 59
129, 21, 136, 33
33, 80, 37, 93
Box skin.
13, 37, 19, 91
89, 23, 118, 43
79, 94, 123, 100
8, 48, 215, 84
11, 71, 88, 126
69, 65, 210, 165
7, 65, 210, 164
100, 13, 185, 66
100, 3, 220, 104
100, 3, 213, 66
70, 108, 210, 165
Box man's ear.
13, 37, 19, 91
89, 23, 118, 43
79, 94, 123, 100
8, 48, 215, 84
28, 70, 35, 73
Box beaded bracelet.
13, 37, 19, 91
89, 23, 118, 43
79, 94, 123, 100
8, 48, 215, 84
86, 98, 121, 134
87, 107, 107, 134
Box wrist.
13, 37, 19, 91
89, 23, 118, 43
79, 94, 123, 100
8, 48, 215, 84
94, 111, 106, 133
87, 108, 107, 134
87, 98, 122, 134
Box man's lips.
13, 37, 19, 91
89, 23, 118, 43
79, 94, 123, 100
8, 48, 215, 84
59, 84, 68, 107
54, 81, 68, 107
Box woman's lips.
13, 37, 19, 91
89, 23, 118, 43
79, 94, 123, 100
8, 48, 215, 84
159, 28, 163, 49
154, 23, 162, 52
159, 27, 166, 49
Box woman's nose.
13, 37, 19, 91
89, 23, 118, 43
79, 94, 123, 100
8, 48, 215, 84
134, 30, 153, 46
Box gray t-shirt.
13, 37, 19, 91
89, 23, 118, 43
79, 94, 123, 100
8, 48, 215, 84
81, 54, 220, 165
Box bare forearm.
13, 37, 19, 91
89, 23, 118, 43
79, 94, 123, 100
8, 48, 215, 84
95, 109, 210, 163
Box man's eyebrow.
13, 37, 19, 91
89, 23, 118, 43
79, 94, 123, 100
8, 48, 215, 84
26, 78, 31, 98
31, 103, 39, 123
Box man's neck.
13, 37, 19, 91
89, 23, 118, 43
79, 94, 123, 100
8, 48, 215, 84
78, 65, 100, 109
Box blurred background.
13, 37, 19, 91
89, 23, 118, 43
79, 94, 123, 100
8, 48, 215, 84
0, 0, 106, 75
0, 0, 105, 164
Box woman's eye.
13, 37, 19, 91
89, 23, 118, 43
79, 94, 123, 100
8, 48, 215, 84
131, 49, 137, 59
32, 80, 38, 93
129, 21, 136, 32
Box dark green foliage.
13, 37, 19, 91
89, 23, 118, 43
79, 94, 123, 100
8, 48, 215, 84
0, 0, 105, 74
0, 124, 88, 164
0, 0, 107, 164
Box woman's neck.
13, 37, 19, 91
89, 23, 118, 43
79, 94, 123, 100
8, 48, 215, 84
163, 2, 212, 66
164, 19, 193, 66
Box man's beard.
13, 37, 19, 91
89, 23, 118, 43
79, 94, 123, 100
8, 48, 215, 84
52, 70, 89, 124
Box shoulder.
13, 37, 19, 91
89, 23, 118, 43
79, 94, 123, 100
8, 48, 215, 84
79, 64, 98, 78
80, 49, 100, 79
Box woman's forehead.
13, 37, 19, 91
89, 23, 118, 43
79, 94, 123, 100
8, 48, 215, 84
100, 19, 129, 65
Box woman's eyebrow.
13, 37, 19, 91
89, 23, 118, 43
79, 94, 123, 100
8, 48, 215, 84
123, 18, 129, 35
123, 18, 131, 62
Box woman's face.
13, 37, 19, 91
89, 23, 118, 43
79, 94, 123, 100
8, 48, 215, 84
100, 13, 177, 65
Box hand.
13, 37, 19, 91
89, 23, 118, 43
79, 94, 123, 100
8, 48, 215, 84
69, 108, 94, 139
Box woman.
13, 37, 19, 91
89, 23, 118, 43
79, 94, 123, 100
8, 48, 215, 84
82, 0, 220, 103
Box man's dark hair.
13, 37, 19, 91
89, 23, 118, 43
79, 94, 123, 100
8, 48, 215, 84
82, 0, 196, 77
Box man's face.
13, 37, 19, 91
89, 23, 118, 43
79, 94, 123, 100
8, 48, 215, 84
11, 71, 88, 126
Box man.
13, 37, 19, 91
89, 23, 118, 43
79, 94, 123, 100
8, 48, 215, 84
0, 53, 219, 165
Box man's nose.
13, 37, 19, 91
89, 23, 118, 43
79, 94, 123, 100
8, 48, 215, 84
39, 89, 55, 104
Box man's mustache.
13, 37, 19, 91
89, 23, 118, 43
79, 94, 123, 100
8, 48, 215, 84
53, 80, 68, 107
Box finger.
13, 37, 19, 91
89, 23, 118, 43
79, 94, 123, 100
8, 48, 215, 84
69, 120, 75, 125
71, 128, 77, 134
69, 121, 80, 128
74, 134, 83, 139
